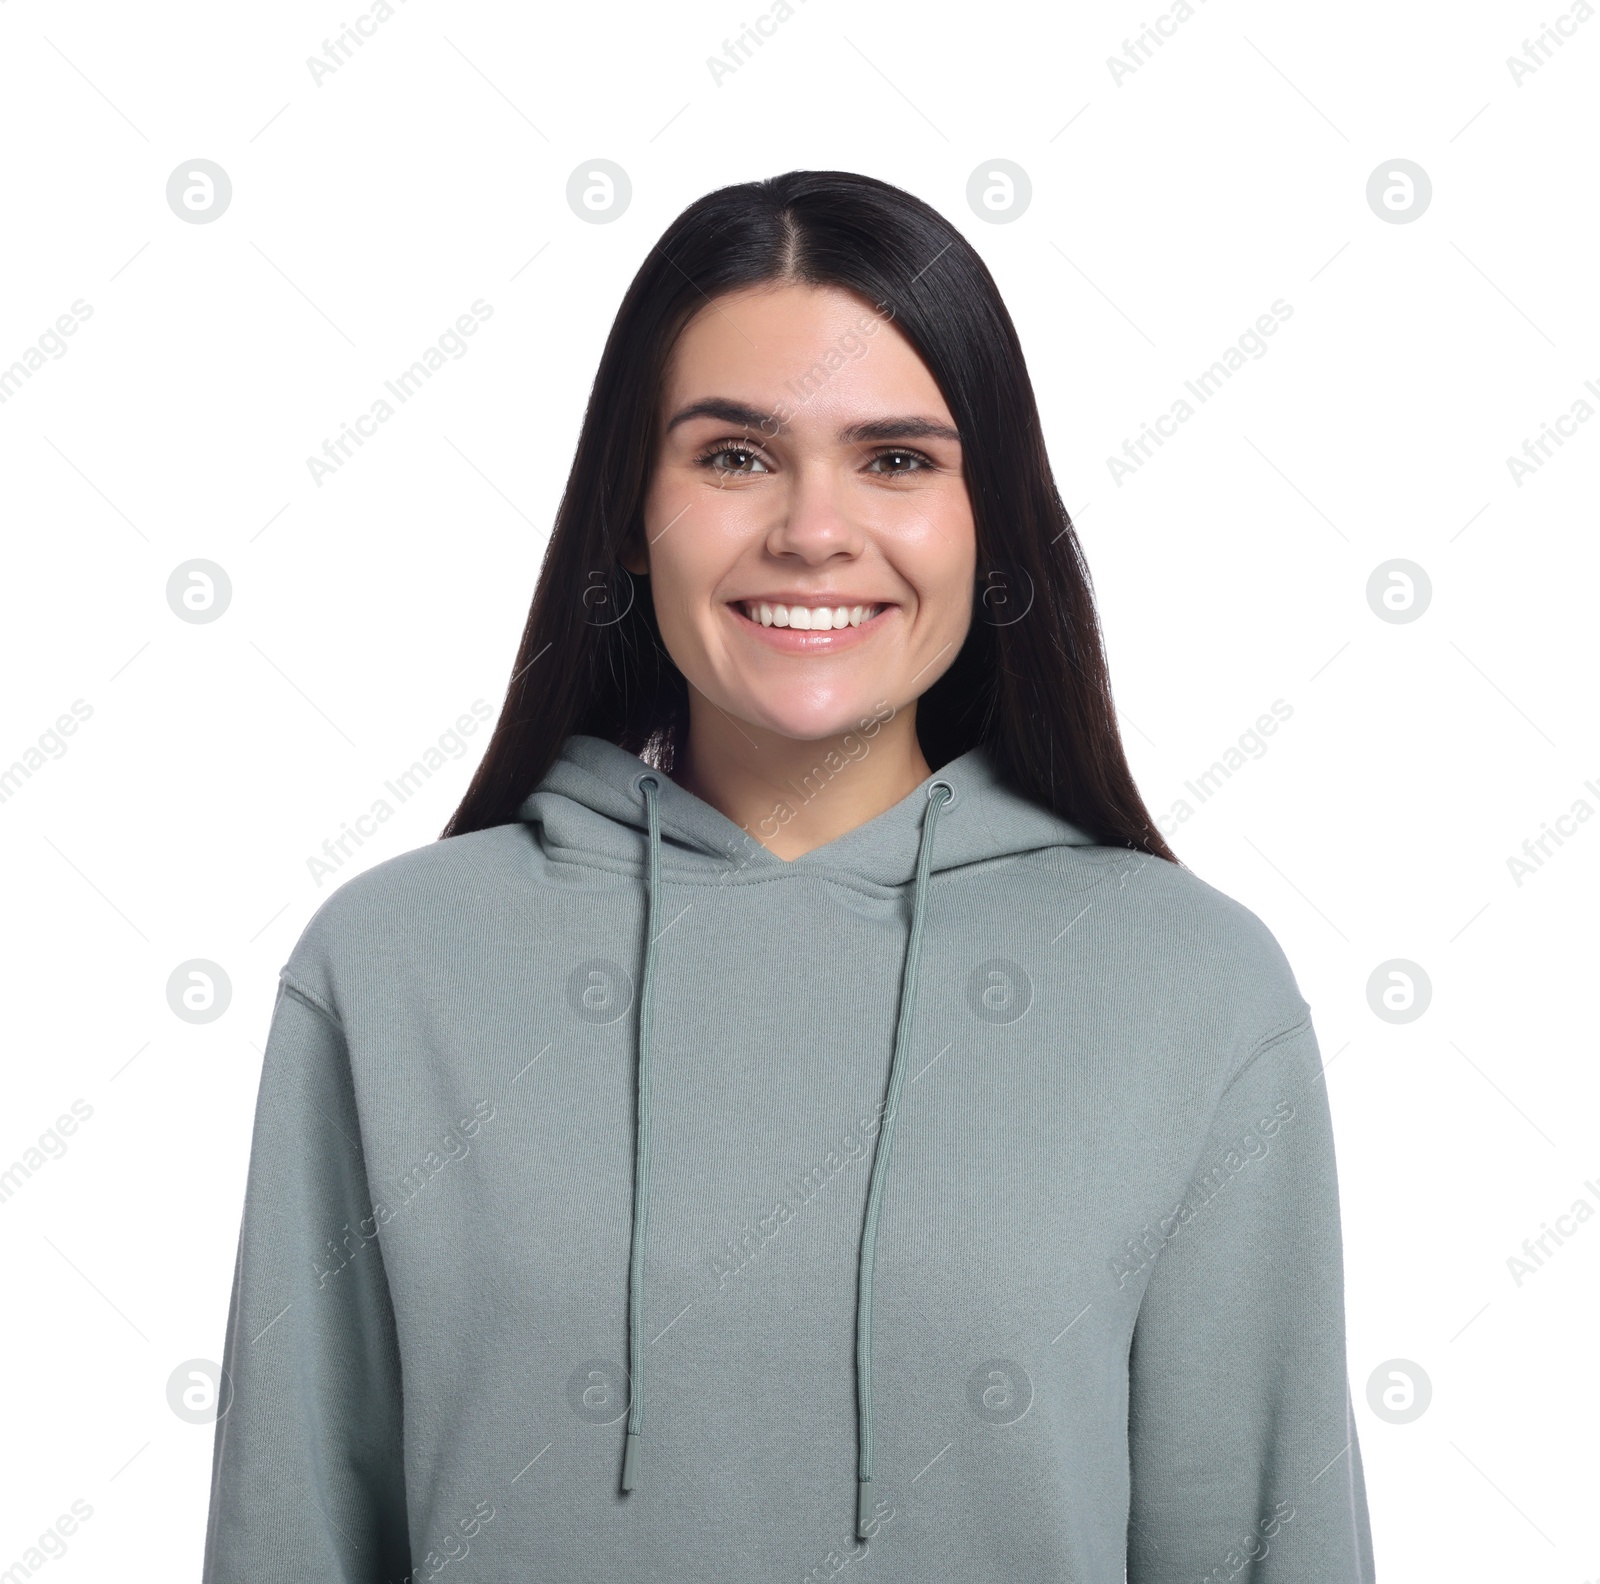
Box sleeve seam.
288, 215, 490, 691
1220, 1006, 1313, 1099
1129, 1006, 1317, 1313
278, 970, 345, 1034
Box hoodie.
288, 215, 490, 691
203, 732, 1376, 1583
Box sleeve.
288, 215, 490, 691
1125, 1014, 1376, 1582
202, 976, 412, 1583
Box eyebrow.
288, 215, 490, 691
664, 397, 960, 445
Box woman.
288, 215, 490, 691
203, 170, 1375, 1582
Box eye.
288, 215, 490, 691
693, 440, 771, 475
865, 447, 935, 475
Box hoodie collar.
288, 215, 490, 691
520, 733, 1097, 889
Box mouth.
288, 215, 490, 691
733, 600, 888, 631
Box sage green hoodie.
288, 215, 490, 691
203, 732, 1375, 1582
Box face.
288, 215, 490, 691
625, 282, 977, 745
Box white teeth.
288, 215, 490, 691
742, 601, 880, 629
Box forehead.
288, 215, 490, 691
661, 282, 948, 416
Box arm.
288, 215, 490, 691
1126, 1016, 1376, 1581
202, 977, 411, 1583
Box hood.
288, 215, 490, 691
517, 732, 1101, 1539
520, 732, 1099, 888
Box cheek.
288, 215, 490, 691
646, 548, 700, 639
647, 486, 767, 611
646, 470, 751, 565
640, 482, 697, 601
937, 568, 977, 647
911, 502, 977, 628
640, 524, 728, 651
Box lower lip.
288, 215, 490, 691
726, 604, 894, 652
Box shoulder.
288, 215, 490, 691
279, 823, 533, 1018
1025, 842, 1312, 1065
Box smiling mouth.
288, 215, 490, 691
735, 601, 886, 630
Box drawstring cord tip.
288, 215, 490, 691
856, 1478, 873, 1538
621, 1430, 640, 1492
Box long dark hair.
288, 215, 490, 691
441, 169, 1176, 863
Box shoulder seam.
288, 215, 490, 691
1222, 1007, 1313, 1096
279, 970, 345, 1033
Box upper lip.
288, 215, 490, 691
729, 593, 894, 606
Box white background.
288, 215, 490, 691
2, 0, 1596, 1577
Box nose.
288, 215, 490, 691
763, 457, 866, 564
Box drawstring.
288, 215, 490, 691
620, 772, 664, 1493
619, 768, 954, 1545
856, 779, 951, 1536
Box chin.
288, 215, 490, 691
728, 695, 894, 745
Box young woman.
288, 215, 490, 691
203, 171, 1375, 1582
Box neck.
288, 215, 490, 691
673, 692, 933, 861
